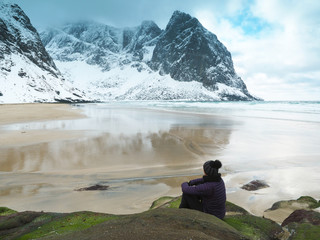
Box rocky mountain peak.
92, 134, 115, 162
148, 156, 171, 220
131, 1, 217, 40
0, 3, 86, 103
126, 20, 162, 54
166, 11, 197, 29
149, 10, 253, 100
0, 3, 59, 76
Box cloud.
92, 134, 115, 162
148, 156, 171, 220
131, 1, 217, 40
195, 0, 320, 100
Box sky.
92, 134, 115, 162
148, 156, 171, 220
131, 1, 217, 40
8, 0, 320, 101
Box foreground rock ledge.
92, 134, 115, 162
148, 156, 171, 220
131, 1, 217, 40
1, 196, 319, 240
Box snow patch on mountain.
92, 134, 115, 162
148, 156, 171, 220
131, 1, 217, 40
0, 53, 84, 103
0, 3, 87, 103
56, 60, 250, 101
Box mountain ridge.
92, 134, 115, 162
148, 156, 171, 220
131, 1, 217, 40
41, 10, 259, 101
0, 3, 261, 103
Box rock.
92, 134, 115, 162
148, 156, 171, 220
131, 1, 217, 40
282, 209, 320, 227
150, 196, 181, 209
241, 180, 269, 191
75, 184, 109, 191
225, 201, 250, 216
281, 210, 320, 240
151, 196, 284, 239
264, 196, 320, 224
0, 207, 17, 216
60, 208, 247, 240
0, 210, 114, 240
0, 207, 246, 240
224, 215, 285, 240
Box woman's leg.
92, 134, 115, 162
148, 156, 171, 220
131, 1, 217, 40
179, 193, 203, 212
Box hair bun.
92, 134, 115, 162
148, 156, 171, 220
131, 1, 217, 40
210, 160, 222, 169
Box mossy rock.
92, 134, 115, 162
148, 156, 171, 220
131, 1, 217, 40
225, 201, 249, 216
282, 209, 320, 227
0, 211, 44, 231
0, 207, 17, 216
268, 196, 320, 211
0, 211, 55, 239
49, 208, 248, 240
17, 211, 117, 240
264, 196, 320, 223
287, 223, 320, 240
150, 196, 249, 217
150, 196, 181, 209
224, 215, 284, 240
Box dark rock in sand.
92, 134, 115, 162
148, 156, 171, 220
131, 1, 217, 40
282, 209, 320, 227
281, 210, 320, 240
241, 180, 269, 191
75, 184, 109, 191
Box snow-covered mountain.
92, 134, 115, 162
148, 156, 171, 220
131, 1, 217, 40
41, 11, 259, 101
0, 3, 86, 103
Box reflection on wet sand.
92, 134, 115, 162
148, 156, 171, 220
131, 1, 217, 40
0, 104, 235, 213
0, 127, 232, 172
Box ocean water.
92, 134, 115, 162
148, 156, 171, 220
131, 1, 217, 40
120, 100, 320, 123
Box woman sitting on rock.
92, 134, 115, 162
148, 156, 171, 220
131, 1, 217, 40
179, 160, 226, 219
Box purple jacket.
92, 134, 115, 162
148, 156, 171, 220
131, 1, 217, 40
181, 177, 226, 219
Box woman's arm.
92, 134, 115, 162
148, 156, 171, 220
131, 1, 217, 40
189, 178, 204, 186
181, 181, 208, 196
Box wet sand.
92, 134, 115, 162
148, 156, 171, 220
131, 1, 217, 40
0, 103, 319, 222
0, 103, 85, 125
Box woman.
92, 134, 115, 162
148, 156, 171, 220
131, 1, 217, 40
179, 160, 226, 219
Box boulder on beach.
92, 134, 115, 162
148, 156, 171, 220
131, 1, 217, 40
264, 196, 320, 223
75, 184, 109, 191
241, 180, 269, 191
282, 209, 320, 227
281, 209, 320, 240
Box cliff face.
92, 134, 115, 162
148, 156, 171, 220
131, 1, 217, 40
0, 3, 86, 103
0, 3, 58, 76
151, 11, 248, 92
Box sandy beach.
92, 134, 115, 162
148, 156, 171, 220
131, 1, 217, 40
0, 102, 319, 223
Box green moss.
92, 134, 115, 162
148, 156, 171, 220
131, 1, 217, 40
289, 223, 320, 240
0, 207, 17, 216
18, 211, 118, 240
297, 196, 320, 209
168, 197, 181, 208
224, 215, 283, 240
150, 196, 182, 209
150, 196, 176, 209
225, 201, 249, 215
